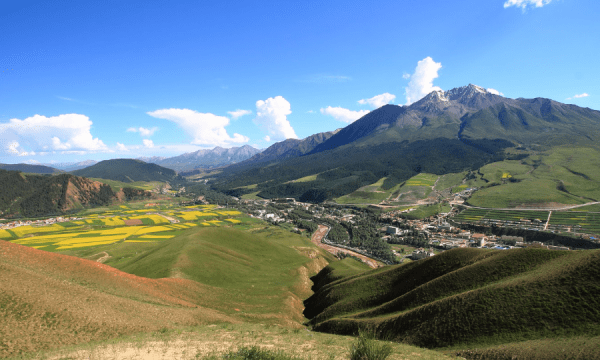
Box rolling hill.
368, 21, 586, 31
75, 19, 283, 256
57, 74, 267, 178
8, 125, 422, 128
0, 225, 333, 357
72, 159, 185, 185
211, 85, 600, 204
304, 248, 600, 354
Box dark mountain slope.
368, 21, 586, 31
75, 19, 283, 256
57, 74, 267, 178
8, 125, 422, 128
306, 248, 600, 349
309, 107, 406, 154
0, 169, 114, 217
72, 159, 184, 184
216, 137, 507, 201
237, 130, 339, 167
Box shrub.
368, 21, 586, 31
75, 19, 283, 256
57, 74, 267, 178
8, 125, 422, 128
220, 346, 300, 360
349, 330, 393, 360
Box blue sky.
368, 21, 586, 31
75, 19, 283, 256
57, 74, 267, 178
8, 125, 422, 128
1, 0, 598, 164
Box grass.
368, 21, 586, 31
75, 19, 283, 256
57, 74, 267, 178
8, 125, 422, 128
90, 178, 164, 192
290, 174, 319, 183
242, 191, 263, 200
404, 173, 438, 187
0, 219, 334, 357
402, 204, 449, 219
349, 330, 393, 360
452, 335, 600, 360
434, 172, 467, 191
306, 248, 600, 352
466, 146, 600, 208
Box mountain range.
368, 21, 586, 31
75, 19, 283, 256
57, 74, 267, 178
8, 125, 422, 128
143, 145, 261, 172
72, 159, 185, 185
210, 84, 600, 202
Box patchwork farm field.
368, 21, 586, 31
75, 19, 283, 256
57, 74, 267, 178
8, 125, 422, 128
454, 208, 600, 236
1, 203, 246, 253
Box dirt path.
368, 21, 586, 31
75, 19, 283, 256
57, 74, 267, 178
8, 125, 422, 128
311, 225, 381, 269
95, 251, 111, 263
157, 213, 179, 223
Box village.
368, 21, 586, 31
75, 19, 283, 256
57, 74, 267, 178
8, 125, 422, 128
235, 196, 576, 265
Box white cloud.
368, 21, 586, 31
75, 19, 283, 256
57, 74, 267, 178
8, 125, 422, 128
402, 73, 411, 79
143, 139, 154, 148
358, 93, 396, 109
127, 127, 158, 137
320, 106, 370, 123
567, 93, 590, 100
486, 88, 504, 96
405, 57, 443, 105
264, 135, 271, 142
116, 142, 128, 151
24, 159, 40, 164
253, 96, 298, 141
227, 109, 252, 119
0, 114, 107, 156
7, 141, 35, 156
147, 108, 249, 146
504, 0, 552, 9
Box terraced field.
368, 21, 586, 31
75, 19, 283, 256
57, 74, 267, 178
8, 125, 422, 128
454, 208, 600, 236
454, 209, 549, 223
548, 211, 600, 235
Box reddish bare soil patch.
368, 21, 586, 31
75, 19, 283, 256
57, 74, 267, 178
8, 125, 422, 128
124, 219, 143, 226
0, 240, 235, 357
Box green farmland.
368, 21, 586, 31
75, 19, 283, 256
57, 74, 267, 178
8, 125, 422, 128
454, 208, 600, 236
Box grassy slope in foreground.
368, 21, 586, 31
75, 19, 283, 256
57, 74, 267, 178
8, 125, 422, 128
27, 323, 455, 360
305, 248, 600, 350
0, 225, 332, 357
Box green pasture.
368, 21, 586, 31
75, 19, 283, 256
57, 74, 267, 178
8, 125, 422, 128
108, 225, 335, 321
90, 178, 165, 192
434, 172, 467, 191
466, 147, 600, 208
404, 173, 438, 187
290, 174, 319, 183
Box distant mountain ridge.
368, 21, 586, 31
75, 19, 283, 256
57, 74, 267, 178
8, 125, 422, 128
0, 163, 62, 174
72, 159, 184, 185
147, 145, 261, 172
240, 130, 340, 165
50, 160, 99, 171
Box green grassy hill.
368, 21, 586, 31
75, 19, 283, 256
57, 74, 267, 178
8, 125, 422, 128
305, 248, 600, 354
467, 147, 600, 208
0, 224, 336, 357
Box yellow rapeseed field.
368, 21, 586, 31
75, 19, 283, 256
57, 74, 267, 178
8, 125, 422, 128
0, 229, 14, 239
10, 224, 65, 238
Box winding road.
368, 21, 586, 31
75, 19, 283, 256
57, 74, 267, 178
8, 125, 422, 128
310, 225, 382, 268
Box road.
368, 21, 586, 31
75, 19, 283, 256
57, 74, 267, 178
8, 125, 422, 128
310, 225, 382, 269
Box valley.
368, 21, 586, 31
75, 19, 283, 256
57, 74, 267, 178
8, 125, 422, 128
2, 86, 600, 360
